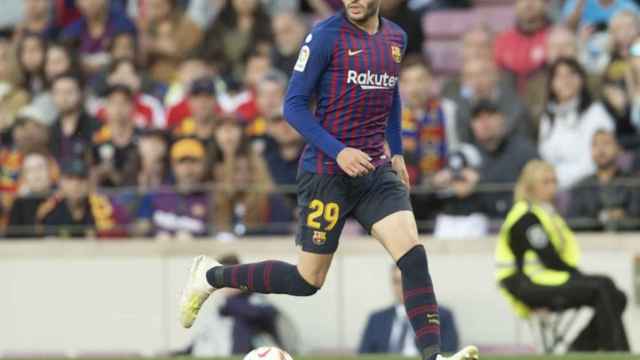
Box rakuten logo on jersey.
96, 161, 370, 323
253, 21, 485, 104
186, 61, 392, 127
347, 70, 398, 90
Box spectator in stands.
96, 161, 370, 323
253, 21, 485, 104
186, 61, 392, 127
49, 73, 98, 164
61, 0, 137, 74
399, 55, 460, 186
620, 38, 640, 148
164, 56, 214, 107
96, 59, 166, 129
109, 31, 138, 63
0, 37, 29, 134
468, 101, 538, 218
199, 0, 273, 78
16, 33, 46, 95
443, 56, 533, 143
523, 26, 579, 122
251, 71, 302, 186
563, 0, 639, 30
603, 10, 640, 81
496, 160, 629, 352
91, 84, 140, 188
568, 130, 640, 231
135, 129, 170, 189
136, 138, 213, 239
6, 152, 54, 238
12, 0, 58, 41
359, 265, 459, 355
494, 0, 550, 92
37, 159, 115, 238
44, 43, 81, 85
168, 76, 220, 132
271, 12, 308, 74
380, 0, 424, 56
460, 26, 493, 65
539, 58, 615, 189
215, 121, 272, 238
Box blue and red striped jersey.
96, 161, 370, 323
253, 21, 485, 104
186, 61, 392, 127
284, 12, 407, 175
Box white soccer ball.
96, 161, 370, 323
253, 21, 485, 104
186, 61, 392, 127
243, 346, 293, 360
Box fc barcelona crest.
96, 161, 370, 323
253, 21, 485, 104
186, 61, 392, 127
391, 45, 402, 64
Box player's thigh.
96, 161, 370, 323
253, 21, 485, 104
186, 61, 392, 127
295, 171, 352, 255
296, 250, 334, 288
372, 210, 420, 262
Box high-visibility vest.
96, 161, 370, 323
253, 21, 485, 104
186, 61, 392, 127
494, 201, 581, 318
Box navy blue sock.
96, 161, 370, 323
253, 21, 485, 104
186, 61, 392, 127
397, 245, 441, 360
206, 261, 319, 296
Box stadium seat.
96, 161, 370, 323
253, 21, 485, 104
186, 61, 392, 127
528, 308, 582, 354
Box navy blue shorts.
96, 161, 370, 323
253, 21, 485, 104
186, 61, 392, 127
295, 164, 412, 254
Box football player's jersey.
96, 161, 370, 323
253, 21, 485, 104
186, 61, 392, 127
285, 12, 407, 175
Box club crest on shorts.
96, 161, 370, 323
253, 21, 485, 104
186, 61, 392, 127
312, 230, 327, 245
391, 45, 402, 64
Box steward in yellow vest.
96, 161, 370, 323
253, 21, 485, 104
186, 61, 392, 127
495, 160, 629, 352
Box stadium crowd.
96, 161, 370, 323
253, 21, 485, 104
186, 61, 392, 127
0, 0, 639, 239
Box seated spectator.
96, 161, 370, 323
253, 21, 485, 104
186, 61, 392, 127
0, 37, 29, 134
568, 130, 640, 231
136, 138, 213, 239
460, 26, 494, 65
495, 160, 629, 352
109, 31, 138, 63
12, 0, 58, 41
61, 0, 137, 74
359, 265, 459, 355
621, 39, 640, 148
198, 0, 273, 79
602, 10, 639, 82
380, 0, 424, 56
44, 43, 81, 85
164, 56, 213, 107
563, 0, 639, 30
467, 101, 538, 218
91, 84, 140, 188
168, 77, 222, 133
443, 56, 533, 143
539, 58, 615, 189
95, 59, 166, 129
399, 56, 460, 186
49, 73, 98, 165
6, 152, 54, 238
37, 159, 116, 238
135, 129, 170, 189
494, 0, 550, 92
16, 33, 46, 95
524, 26, 579, 122
271, 12, 308, 74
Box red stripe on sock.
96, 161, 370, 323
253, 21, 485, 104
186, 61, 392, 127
247, 264, 255, 291
407, 304, 439, 319
404, 287, 433, 301
264, 262, 273, 292
231, 266, 239, 288
415, 324, 440, 339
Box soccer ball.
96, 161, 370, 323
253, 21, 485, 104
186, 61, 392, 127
243, 346, 293, 360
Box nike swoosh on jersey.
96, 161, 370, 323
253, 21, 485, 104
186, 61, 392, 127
348, 49, 363, 56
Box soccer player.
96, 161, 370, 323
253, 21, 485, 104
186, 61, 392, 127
179, 2, 478, 360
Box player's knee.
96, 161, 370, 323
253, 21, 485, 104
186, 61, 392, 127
293, 268, 320, 296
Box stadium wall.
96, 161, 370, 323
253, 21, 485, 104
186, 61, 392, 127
0, 236, 638, 356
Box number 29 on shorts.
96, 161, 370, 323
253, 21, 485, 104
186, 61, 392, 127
306, 200, 340, 231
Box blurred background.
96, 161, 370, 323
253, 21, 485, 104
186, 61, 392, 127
1, 0, 640, 358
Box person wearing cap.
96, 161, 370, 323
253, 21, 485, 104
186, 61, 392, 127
92, 84, 141, 188
167, 76, 221, 133
467, 100, 538, 219
135, 138, 213, 238
36, 159, 114, 238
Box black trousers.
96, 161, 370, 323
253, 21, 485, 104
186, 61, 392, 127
503, 273, 629, 352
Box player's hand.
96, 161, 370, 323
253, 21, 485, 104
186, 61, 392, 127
391, 155, 411, 191
337, 147, 375, 177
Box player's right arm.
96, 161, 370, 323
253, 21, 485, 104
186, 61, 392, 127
283, 29, 373, 177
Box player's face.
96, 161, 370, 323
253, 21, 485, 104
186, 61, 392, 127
343, 0, 381, 23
